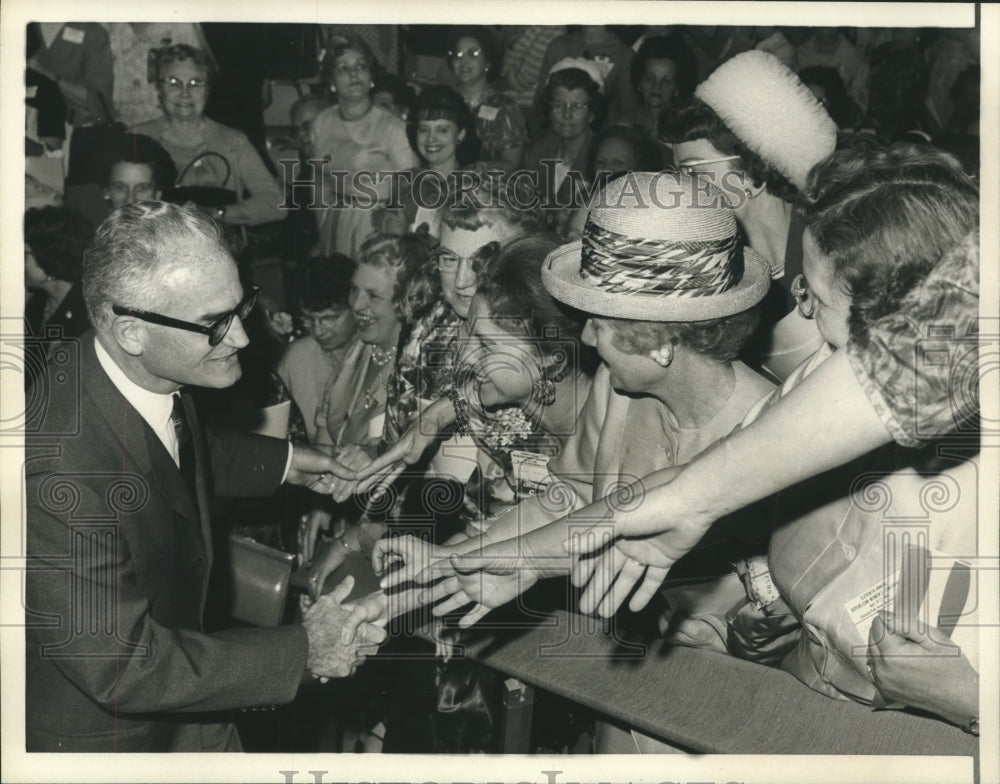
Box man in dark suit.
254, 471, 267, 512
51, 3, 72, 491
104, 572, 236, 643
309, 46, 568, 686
24, 201, 385, 752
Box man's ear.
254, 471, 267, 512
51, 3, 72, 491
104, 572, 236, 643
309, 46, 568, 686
111, 315, 147, 357
648, 344, 673, 367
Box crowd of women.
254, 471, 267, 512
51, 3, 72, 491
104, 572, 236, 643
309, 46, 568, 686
23, 22, 985, 754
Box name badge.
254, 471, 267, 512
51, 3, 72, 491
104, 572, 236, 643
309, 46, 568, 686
62, 27, 86, 45
510, 450, 552, 493
477, 104, 499, 122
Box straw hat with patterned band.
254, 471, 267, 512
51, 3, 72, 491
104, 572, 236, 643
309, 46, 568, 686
542, 171, 770, 321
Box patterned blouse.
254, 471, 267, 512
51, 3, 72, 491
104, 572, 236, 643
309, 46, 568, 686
381, 299, 463, 452
470, 88, 530, 164
846, 231, 979, 448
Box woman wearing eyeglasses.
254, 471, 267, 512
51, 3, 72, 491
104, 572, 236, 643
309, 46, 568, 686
446, 26, 528, 172
379, 167, 546, 494
523, 62, 607, 237
659, 50, 838, 381
136, 45, 283, 226
310, 35, 418, 259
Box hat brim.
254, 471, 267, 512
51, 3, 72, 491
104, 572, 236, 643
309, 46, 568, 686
542, 240, 771, 321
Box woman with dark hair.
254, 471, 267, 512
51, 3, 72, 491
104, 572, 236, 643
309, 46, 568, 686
524, 63, 607, 232
376, 86, 479, 237
23, 206, 95, 390
660, 50, 838, 380
622, 33, 696, 158
446, 26, 529, 171
310, 35, 418, 258
102, 132, 178, 212
136, 45, 283, 226
276, 255, 358, 445
406, 85, 479, 173
24, 206, 94, 342
441, 233, 597, 519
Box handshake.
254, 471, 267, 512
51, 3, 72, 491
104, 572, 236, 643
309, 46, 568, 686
300, 575, 389, 681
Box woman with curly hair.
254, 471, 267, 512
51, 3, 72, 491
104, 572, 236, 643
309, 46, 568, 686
136, 45, 283, 226
563, 141, 983, 738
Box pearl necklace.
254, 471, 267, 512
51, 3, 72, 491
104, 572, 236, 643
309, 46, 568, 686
369, 346, 394, 367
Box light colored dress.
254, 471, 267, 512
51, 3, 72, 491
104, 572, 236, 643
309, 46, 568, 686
310, 103, 417, 259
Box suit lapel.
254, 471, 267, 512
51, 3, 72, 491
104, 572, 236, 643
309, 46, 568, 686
82, 336, 203, 526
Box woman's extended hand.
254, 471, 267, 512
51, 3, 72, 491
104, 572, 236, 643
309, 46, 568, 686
306, 535, 348, 600
419, 552, 536, 629
372, 533, 456, 590
354, 423, 439, 499
298, 508, 333, 566
570, 538, 670, 617
867, 612, 979, 729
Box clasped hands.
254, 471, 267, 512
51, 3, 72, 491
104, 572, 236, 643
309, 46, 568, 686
301, 575, 389, 681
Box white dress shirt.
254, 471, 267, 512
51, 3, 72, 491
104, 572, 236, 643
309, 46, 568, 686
95, 336, 180, 466
94, 336, 294, 478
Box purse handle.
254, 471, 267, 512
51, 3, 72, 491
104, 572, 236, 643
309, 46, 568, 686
176, 151, 232, 189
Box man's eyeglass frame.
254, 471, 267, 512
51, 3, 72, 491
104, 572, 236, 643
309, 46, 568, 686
112, 285, 260, 346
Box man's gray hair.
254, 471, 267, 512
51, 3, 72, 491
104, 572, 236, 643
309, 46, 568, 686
82, 202, 230, 330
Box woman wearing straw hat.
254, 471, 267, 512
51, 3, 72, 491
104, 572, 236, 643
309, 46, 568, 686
370, 172, 776, 657
660, 50, 838, 380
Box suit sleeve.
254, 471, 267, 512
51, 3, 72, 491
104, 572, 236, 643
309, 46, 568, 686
207, 428, 289, 497
25, 452, 308, 715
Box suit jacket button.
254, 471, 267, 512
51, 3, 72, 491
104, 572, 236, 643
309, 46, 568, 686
253, 463, 265, 472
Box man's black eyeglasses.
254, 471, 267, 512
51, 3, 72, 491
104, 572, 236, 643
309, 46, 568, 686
112, 285, 260, 346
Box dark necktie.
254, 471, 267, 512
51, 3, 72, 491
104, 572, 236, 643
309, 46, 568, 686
171, 393, 198, 503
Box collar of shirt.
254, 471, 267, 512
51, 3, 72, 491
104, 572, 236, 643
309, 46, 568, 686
94, 335, 179, 464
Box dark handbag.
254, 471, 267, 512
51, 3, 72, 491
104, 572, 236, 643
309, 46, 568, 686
228, 534, 295, 626
166, 151, 238, 208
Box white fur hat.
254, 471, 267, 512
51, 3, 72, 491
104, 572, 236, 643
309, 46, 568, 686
695, 50, 837, 191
